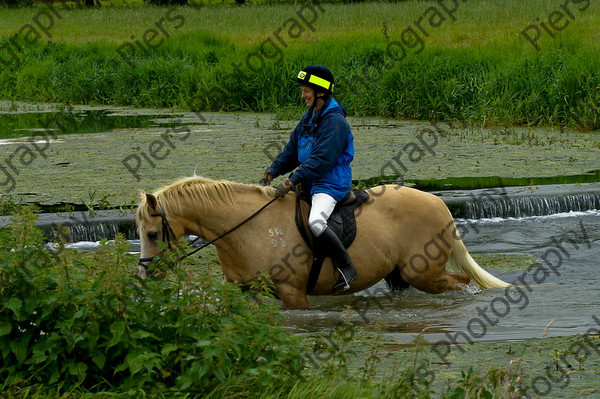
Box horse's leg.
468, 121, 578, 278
413, 270, 470, 294
277, 284, 309, 309
384, 265, 411, 292
448, 272, 470, 285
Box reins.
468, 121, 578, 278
139, 196, 279, 267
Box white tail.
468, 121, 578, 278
447, 236, 511, 289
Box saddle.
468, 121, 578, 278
295, 189, 370, 294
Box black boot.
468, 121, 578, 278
315, 227, 359, 291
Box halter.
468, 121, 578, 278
138, 197, 278, 270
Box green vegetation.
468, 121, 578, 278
0, 207, 306, 396
0, 207, 532, 398
0, 0, 599, 129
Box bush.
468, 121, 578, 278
0, 207, 304, 396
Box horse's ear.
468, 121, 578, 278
145, 193, 159, 211
137, 189, 158, 211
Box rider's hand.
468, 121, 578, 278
275, 179, 294, 198
259, 172, 273, 187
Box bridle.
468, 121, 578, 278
138, 197, 278, 270
137, 207, 177, 267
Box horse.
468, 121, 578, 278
136, 176, 510, 309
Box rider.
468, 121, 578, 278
259, 65, 359, 291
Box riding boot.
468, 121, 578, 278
315, 227, 359, 291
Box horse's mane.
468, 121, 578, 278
137, 176, 276, 223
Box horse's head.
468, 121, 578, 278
136, 189, 179, 279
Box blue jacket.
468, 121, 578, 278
267, 98, 354, 201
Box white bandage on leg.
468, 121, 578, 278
308, 193, 337, 237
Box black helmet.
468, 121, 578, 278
291, 65, 334, 95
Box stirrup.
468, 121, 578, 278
336, 267, 351, 290
333, 267, 357, 291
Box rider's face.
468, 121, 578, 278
300, 86, 314, 107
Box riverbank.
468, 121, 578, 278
353, 332, 600, 398
0, 0, 599, 128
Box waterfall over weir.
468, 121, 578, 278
464, 192, 600, 219
438, 183, 600, 219
1, 183, 598, 242
51, 220, 138, 242
0, 210, 138, 243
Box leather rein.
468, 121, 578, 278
138, 197, 278, 268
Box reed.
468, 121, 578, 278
0, 0, 598, 128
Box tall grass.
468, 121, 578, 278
0, 1, 598, 129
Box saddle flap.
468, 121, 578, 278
295, 190, 369, 249
295, 198, 314, 248
294, 190, 370, 294
329, 211, 342, 226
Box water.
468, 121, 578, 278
0, 106, 201, 139
67, 207, 599, 344
1, 103, 598, 345
463, 192, 600, 219
280, 210, 600, 344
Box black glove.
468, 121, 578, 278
275, 179, 294, 198
258, 172, 273, 187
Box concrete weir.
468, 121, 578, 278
437, 182, 600, 219
0, 183, 598, 242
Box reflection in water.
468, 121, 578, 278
0, 109, 202, 139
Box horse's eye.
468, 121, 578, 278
148, 231, 158, 240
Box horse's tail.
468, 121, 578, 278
447, 235, 511, 289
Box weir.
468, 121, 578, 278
0, 209, 137, 242
1, 183, 598, 242
463, 192, 600, 219
438, 183, 600, 219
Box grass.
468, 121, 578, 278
0, 0, 599, 128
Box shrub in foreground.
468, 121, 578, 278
0, 207, 304, 396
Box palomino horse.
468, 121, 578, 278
136, 176, 510, 309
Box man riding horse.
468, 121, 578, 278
259, 65, 359, 291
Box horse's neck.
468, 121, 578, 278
181, 189, 265, 239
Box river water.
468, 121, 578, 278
280, 209, 600, 344
1, 103, 599, 344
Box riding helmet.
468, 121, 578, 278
291, 65, 334, 95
